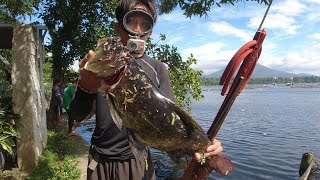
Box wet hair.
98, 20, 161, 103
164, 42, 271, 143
115, 0, 158, 24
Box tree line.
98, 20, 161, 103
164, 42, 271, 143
202, 76, 320, 86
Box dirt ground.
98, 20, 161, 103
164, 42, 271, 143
69, 133, 90, 180
57, 122, 90, 180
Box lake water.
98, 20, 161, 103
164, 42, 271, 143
76, 86, 320, 180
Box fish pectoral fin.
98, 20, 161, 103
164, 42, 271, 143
174, 106, 204, 132
105, 94, 123, 129
127, 130, 147, 160
167, 149, 190, 165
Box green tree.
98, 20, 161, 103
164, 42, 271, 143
43, 54, 53, 84
0, 0, 40, 23
158, 0, 270, 17
40, 0, 118, 82
39, 0, 119, 128
0, 50, 12, 109
1, 0, 272, 117
147, 35, 203, 109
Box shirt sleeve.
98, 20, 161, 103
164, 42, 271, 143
157, 62, 176, 103
69, 88, 96, 122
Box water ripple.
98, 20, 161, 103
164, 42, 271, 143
77, 87, 320, 179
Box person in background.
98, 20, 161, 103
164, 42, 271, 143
70, 0, 224, 179
51, 80, 64, 126
60, 81, 66, 98
63, 79, 78, 136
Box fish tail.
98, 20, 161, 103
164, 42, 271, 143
205, 155, 234, 176
181, 154, 234, 180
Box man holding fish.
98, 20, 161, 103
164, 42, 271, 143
70, 0, 224, 179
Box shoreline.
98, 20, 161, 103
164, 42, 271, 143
202, 82, 320, 90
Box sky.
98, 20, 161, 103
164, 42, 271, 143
150, 0, 320, 76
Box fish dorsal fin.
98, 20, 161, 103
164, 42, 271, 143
174, 105, 204, 132
127, 130, 147, 160
104, 94, 123, 129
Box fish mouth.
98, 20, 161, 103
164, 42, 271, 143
99, 65, 126, 87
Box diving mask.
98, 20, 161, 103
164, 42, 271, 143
121, 8, 154, 54
122, 8, 154, 36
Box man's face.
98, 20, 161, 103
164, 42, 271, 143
115, 3, 153, 46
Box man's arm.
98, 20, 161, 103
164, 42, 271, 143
70, 50, 101, 122
69, 88, 96, 122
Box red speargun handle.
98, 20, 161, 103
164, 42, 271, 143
209, 29, 267, 138
220, 30, 266, 96
181, 29, 267, 180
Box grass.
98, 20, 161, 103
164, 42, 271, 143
26, 130, 81, 180
1, 130, 81, 180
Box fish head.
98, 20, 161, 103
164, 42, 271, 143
84, 37, 128, 79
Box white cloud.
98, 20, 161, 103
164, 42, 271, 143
153, 0, 320, 76
267, 44, 320, 76
183, 42, 225, 59
272, 0, 308, 16
247, 0, 313, 35
166, 35, 184, 45
257, 40, 279, 65
306, 11, 320, 22
307, 33, 320, 40
305, 0, 320, 4
182, 42, 239, 74
208, 21, 253, 42
248, 13, 302, 35
158, 11, 189, 23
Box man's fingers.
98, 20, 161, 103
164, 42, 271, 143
87, 50, 94, 59
193, 138, 223, 161
206, 139, 221, 152
194, 153, 201, 161
205, 146, 223, 158
79, 50, 95, 68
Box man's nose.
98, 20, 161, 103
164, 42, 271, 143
133, 23, 142, 33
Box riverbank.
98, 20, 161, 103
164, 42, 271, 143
68, 132, 89, 180
202, 82, 320, 91
248, 82, 320, 89
46, 123, 90, 180
0, 123, 89, 180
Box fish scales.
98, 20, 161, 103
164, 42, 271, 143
85, 37, 236, 179
114, 63, 209, 152
85, 37, 210, 156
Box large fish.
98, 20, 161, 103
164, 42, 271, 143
84, 37, 233, 179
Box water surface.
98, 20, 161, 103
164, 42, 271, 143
76, 86, 320, 180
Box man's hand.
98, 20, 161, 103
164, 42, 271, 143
194, 138, 223, 161
78, 50, 101, 92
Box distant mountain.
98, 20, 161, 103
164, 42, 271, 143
204, 63, 314, 78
